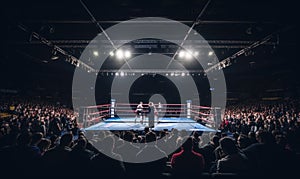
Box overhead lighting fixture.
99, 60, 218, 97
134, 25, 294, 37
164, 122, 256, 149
124, 50, 131, 58
120, 71, 124, 77
178, 49, 198, 59
185, 51, 193, 59
208, 51, 214, 56
109, 51, 114, 56
178, 50, 185, 58
93, 51, 99, 57
116, 49, 124, 59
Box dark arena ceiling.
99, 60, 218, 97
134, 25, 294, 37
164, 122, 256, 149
0, 0, 299, 104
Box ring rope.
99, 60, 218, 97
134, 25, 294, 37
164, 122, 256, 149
85, 104, 111, 109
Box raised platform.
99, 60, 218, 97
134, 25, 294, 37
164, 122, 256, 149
84, 117, 217, 132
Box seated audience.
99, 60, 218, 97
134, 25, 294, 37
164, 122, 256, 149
170, 136, 205, 177
216, 137, 249, 175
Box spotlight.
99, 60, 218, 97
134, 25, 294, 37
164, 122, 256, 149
171, 72, 174, 76
178, 50, 185, 58
208, 51, 214, 56
185, 51, 192, 59
120, 71, 124, 77
181, 72, 185, 76
109, 51, 114, 56
124, 50, 131, 58
116, 49, 124, 59
93, 51, 99, 57
115, 72, 119, 76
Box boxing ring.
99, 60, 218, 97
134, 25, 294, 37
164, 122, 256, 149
80, 99, 221, 132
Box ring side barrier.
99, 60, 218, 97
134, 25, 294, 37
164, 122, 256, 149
80, 99, 222, 129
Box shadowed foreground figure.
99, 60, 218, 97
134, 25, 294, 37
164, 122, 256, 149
243, 130, 297, 178
42, 133, 74, 176
216, 137, 249, 175
135, 131, 168, 178
171, 136, 205, 177
90, 136, 126, 178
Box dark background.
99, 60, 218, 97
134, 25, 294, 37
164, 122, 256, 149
0, 0, 299, 107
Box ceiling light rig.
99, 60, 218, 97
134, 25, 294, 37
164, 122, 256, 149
205, 28, 283, 73
177, 49, 199, 60
17, 23, 96, 73
51, 48, 59, 60
97, 70, 202, 78
109, 49, 132, 60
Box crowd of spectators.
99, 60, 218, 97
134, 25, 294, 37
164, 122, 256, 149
1, 97, 300, 178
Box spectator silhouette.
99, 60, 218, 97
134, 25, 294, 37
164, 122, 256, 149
136, 131, 168, 177
38, 138, 51, 156
42, 133, 73, 176
243, 130, 293, 177
171, 136, 205, 177
30, 132, 43, 157
115, 131, 140, 176
199, 135, 220, 172
90, 136, 125, 177
69, 137, 94, 176
216, 137, 249, 175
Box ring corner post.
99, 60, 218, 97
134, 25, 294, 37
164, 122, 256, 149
110, 99, 116, 118
186, 100, 192, 118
